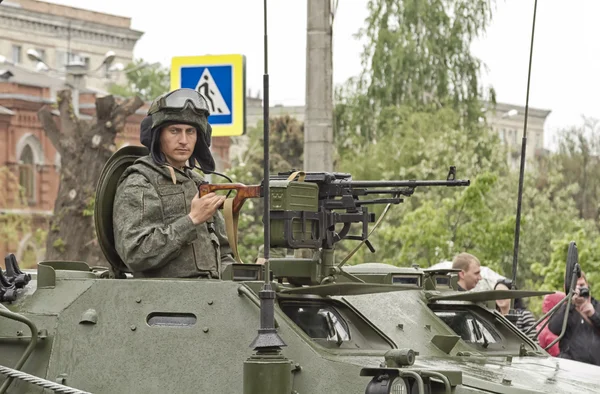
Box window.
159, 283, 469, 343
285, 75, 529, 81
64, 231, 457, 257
279, 299, 394, 350
55, 51, 90, 69
429, 304, 539, 354
18, 144, 35, 203
69, 53, 90, 69
12, 45, 22, 64
435, 310, 501, 346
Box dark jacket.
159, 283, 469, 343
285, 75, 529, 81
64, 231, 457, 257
548, 297, 600, 366
113, 155, 234, 279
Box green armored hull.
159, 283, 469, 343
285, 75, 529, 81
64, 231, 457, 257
2, 261, 600, 394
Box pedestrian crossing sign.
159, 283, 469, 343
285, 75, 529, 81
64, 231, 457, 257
170, 54, 246, 137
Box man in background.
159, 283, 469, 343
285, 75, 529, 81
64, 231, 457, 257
452, 253, 482, 291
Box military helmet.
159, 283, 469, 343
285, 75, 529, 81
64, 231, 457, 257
143, 88, 216, 172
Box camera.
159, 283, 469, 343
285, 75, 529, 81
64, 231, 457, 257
579, 287, 590, 298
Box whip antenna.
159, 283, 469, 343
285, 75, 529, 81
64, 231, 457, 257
248, 0, 286, 352
511, 0, 539, 287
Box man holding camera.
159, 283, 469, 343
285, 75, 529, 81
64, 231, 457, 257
548, 272, 600, 366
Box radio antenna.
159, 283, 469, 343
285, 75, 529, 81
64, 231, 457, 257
248, 0, 286, 352
511, 0, 539, 287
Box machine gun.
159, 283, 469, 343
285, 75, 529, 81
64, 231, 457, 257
201, 166, 470, 285
268, 166, 469, 250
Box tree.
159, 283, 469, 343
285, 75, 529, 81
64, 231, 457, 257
37, 90, 143, 266
331, 0, 506, 268
549, 118, 600, 222
108, 59, 170, 101
335, 0, 496, 156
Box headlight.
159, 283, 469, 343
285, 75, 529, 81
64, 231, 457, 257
364, 375, 410, 394
389, 378, 409, 394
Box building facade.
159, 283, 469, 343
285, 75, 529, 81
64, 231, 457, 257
0, 0, 143, 91
486, 102, 551, 169
0, 1, 232, 268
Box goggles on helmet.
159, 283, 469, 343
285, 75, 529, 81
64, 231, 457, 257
148, 88, 210, 116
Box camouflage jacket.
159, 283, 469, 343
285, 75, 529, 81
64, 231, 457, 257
113, 155, 234, 278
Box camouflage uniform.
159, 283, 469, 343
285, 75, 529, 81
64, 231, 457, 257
113, 156, 234, 278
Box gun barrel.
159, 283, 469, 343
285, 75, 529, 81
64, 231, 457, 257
349, 179, 471, 188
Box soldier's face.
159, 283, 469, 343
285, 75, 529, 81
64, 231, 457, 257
160, 123, 197, 169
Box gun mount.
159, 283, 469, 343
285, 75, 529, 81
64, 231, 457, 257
201, 167, 470, 286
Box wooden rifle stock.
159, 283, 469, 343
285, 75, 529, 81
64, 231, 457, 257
198, 183, 262, 214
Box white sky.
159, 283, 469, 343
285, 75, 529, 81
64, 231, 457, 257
46, 0, 600, 149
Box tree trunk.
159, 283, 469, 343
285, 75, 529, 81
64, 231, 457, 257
38, 90, 143, 267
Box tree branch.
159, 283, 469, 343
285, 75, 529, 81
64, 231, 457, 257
112, 96, 144, 132
37, 106, 64, 156
95, 95, 117, 121
56, 89, 80, 141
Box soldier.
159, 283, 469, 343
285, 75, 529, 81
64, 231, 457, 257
113, 88, 235, 278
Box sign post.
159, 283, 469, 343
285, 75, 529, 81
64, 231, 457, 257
171, 54, 246, 137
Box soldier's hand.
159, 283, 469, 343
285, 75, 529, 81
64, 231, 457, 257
188, 192, 225, 225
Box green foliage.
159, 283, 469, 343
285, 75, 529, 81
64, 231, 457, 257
550, 118, 600, 222
108, 59, 170, 101
329, 0, 600, 310
335, 0, 496, 157
82, 197, 95, 217
52, 237, 66, 253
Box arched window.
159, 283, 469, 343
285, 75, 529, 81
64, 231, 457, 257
19, 144, 35, 203
16, 134, 44, 204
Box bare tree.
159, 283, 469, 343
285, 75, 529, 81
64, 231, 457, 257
38, 89, 143, 266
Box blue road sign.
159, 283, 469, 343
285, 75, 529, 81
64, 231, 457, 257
171, 54, 246, 137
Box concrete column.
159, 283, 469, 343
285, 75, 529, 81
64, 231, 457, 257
304, 0, 333, 172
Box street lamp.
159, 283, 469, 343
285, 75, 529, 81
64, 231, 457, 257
502, 109, 518, 118
27, 49, 117, 116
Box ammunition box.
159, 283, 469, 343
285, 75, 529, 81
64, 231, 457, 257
269, 180, 321, 248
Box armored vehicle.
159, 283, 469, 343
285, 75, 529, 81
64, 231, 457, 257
1, 144, 600, 394
3, 1, 599, 392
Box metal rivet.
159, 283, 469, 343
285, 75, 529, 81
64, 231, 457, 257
397, 323, 404, 330
424, 325, 431, 331
130, 325, 137, 331
208, 300, 214, 305
135, 298, 141, 303
502, 378, 511, 386
203, 327, 209, 333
